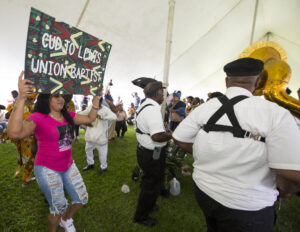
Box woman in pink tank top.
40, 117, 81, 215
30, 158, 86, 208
7, 71, 102, 232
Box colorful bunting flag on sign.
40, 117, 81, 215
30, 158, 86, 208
24, 8, 112, 96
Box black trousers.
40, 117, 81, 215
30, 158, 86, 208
75, 125, 79, 137
194, 184, 276, 232
115, 120, 127, 136
170, 121, 180, 132
134, 145, 166, 221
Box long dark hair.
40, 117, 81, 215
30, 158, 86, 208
98, 97, 103, 109
34, 94, 75, 138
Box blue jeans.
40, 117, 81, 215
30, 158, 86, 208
34, 163, 88, 215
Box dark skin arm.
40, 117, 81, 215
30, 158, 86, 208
169, 108, 176, 113
5, 111, 11, 120
274, 169, 300, 196
106, 100, 119, 113
173, 137, 193, 154
151, 132, 172, 143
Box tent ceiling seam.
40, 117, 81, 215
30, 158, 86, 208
272, 33, 300, 49
187, 67, 223, 92
76, 0, 90, 27
249, 0, 259, 45
199, 67, 222, 83
168, 0, 242, 66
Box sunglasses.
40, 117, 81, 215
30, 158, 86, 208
52, 94, 64, 98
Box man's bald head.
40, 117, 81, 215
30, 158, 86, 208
226, 75, 260, 93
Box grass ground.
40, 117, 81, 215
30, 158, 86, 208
0, 126, 300, 232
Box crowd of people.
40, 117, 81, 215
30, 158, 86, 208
1, 57, 300, 232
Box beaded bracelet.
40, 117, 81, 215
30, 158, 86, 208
92, 105, 99, 110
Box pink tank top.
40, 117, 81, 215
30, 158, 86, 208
28, 111, 75, 171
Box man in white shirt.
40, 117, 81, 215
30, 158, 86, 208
173, 57, 300, 232
79, 98, 117, 175
133, 81, 172, 227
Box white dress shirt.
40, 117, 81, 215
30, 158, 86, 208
135, 98, 166, 150
173, 87, 300, 210
79, 105, 117, 145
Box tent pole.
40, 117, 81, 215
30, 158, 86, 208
76, 0, 90, 27
265, 31, 272, 41
161, 0, 176, 118
250, 0, 259, 45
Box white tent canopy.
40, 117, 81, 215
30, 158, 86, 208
1, 0, 300, 105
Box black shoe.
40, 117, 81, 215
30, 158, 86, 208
133, 217, 156, 227
82, 164, 94, 171
98, 168, 107, 175
160, 188, 170, 198
151, 204, 159, 212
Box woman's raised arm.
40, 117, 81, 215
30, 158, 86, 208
7, 71, 36, 139
73, 95, 102, 125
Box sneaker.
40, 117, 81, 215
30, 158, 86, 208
21, 177, 36, 187
22, 182, 29, 188
59, 217, 76, 232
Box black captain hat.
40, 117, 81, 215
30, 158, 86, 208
223, 57, 264, 77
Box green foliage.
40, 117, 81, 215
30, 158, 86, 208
0, 126, 300, 231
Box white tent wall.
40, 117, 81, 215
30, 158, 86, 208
169, 0, 300, 99
168, 0, 258, 97
81, 0, 167, 79
0, 0, 300, 105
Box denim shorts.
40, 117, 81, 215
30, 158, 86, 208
34, 163, 88, 215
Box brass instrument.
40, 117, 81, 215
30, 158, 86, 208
239, 41, 300, 119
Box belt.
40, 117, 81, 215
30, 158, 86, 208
138, 143, 154, 151
138, 144, 166, 151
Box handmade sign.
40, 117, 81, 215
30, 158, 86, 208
24, 8, 112, 95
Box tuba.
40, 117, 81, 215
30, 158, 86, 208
239, 41, 300, 119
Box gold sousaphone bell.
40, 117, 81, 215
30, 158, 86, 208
239, 41, 300, 119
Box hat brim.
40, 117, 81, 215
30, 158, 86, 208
132, 77, 157, 89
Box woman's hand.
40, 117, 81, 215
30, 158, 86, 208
92, 95, 102, 108
18, 71, 34, 100
91, 88, 103, 108
74, 94, 102, 125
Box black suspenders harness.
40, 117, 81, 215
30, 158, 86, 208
135, 104, 153, 135
203, 95, 265, 143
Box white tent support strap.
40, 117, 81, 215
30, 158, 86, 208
161, 0, 176, 117
250, 0, 259, 45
